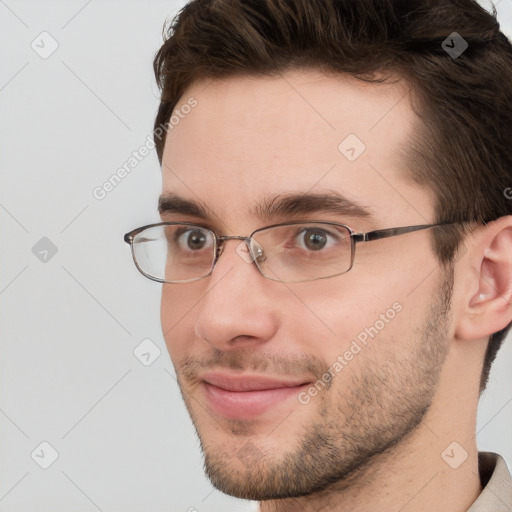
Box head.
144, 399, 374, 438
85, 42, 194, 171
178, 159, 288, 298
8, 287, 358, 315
152, 0, 512, 501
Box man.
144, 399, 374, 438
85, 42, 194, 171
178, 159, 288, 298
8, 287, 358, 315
124, 0, 512, 510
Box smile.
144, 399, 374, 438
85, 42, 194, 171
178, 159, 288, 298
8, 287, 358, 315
200, 372, 312, 420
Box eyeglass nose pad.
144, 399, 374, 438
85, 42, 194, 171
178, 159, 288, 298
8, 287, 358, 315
250, 239, 266, 262
235, 238, 266, 264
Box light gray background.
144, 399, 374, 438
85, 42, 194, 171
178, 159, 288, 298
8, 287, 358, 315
1, 1, 511, 511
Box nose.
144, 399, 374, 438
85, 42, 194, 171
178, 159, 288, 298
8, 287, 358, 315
194, 238, 278, 351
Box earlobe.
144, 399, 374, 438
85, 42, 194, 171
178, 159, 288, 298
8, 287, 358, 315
455, 218, 512, 341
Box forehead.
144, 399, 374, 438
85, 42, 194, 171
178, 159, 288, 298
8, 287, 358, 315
161, 69, 433, 230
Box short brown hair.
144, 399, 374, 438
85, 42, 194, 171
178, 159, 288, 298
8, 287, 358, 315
153, 0, 512, 393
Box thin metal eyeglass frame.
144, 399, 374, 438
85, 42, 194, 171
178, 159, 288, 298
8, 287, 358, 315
123, 220, 457, 284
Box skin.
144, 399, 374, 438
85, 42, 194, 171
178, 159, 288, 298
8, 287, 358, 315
159, 69, 512, 511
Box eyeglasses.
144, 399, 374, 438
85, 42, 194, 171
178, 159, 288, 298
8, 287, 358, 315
124, 220, 454, 284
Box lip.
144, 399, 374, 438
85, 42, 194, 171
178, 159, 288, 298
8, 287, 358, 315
200, 372, 312, 420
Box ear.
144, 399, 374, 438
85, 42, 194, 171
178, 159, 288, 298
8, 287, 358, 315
455, 216, 512, 341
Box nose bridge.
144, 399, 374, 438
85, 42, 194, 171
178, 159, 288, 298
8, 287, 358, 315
215, 234, 264, 266
215, 234, 251, 258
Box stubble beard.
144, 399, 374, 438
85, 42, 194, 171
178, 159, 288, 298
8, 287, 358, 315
177, 270, 454, 501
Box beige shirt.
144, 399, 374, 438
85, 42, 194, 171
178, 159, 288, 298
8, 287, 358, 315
467, 452, 512, 511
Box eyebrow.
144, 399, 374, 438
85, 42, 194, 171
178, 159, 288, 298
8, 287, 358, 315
158, 191, 373, 224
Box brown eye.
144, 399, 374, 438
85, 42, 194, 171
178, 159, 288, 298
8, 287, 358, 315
302, 229, 328, 251
187, 230, 207, 250
174, 227, 213, 252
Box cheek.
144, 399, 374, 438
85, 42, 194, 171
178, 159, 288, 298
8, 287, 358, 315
284, 267, 430, 356
160, 287, 176, 333
160, 286, 200, 360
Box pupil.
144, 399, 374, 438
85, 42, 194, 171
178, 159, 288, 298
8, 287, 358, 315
188, 231, 207, 250
305, 230, 326, 250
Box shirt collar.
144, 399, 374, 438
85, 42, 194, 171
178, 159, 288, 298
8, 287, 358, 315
467, 452, 512, 511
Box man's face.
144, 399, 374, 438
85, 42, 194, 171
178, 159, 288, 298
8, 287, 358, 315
160, 70, 453, 499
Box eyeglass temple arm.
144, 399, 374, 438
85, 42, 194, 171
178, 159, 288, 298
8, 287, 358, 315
352, 223, 453, 243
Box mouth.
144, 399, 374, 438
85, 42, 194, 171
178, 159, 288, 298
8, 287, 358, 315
199, 372, 312, 420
